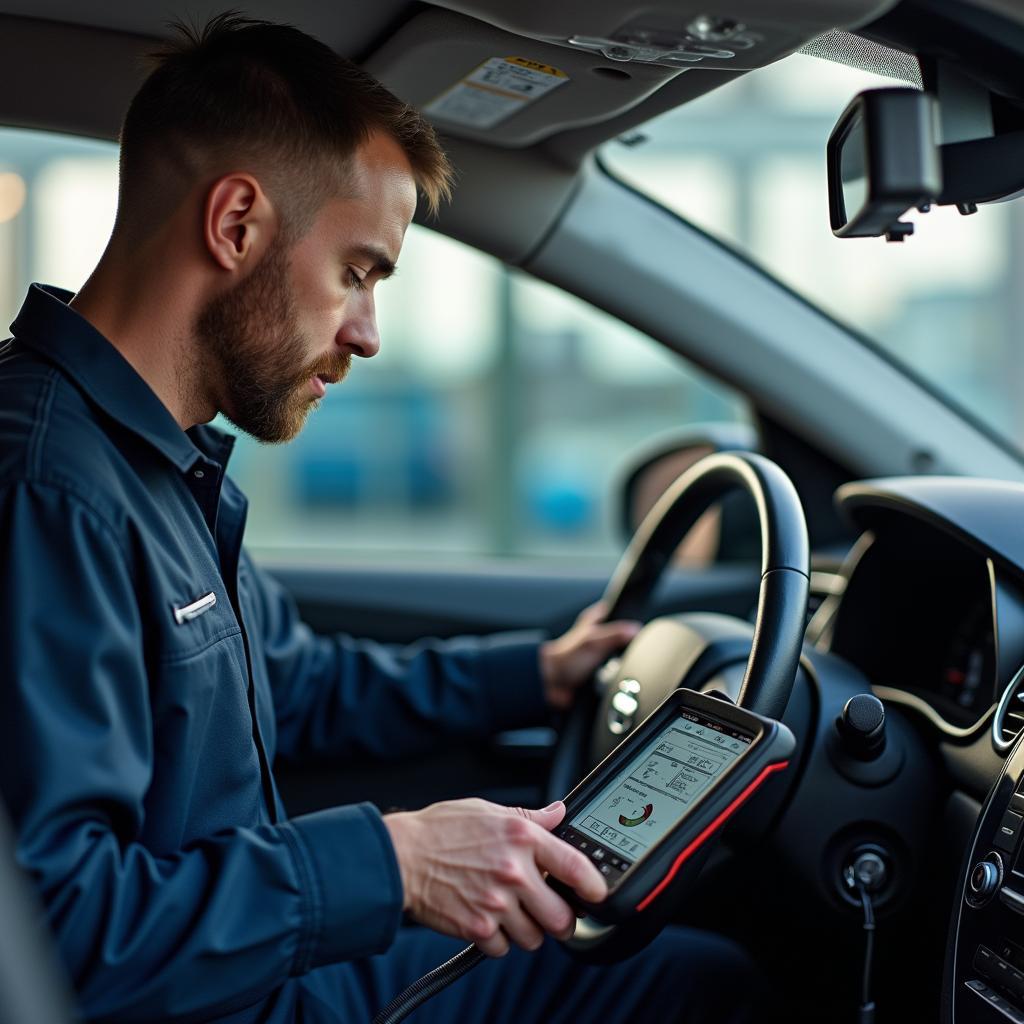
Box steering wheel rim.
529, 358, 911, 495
551, 451, 809, 960
604, 449, 809, 718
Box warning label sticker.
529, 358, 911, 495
424, 56, 569, 130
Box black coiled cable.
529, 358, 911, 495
371, 943, 484, 1024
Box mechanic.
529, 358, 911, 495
0, 14, 761, 1023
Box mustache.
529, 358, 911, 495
304, 352, 352, 386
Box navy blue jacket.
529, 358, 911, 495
0, 285, 548, 1022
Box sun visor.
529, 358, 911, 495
366, 1, 900, 147
366, 9, 678, 148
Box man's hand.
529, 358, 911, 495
383, 798, 606, 957
540, 601, 642, 710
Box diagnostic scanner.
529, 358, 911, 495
550, 687, 795, 923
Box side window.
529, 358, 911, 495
231, 226, 751, 562
0, 128, 118, 324
0, 127, 751, 564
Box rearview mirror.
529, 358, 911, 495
827, 88, 941, 241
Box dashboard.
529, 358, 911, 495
829, 531, 998, 726
811, 476, 1024, 1024
822, 478, 1024, 740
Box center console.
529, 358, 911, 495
948, 735, 1024, 1022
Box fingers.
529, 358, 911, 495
586, 620, 642, 652
576, 600, 641, 636
533, 827, 608, 904
576, 600, 608, 625
498, 902, 546, 951
465, 908, 512, 957
497, 806, 604, 940
399, 799, 603, 956
519, 873, 578, 940
474, 927, 510, 958
517, 801, 566, 829
509, 804, 607, 904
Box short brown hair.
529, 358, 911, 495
116, 11, 452, 239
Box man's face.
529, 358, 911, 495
197, 131, 417, 442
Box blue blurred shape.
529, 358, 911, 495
295, 452, 364, 506
528, 480, 593, 532
290, 386, 455, 509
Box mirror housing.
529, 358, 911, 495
827, 88, 941, 241
617, 424, 759, 566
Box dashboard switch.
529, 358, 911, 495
996, 811, 1024, 854
976, 945, 997, 979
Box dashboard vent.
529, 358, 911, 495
993, 665, 1024, 754
804, 570, 846, 647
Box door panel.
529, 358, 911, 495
266, 560, 761, 815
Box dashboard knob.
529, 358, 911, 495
970, 860, 999, 899
967, 855, 1003, 908
836, 694, 886, 760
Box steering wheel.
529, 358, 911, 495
549, 451, 809, 960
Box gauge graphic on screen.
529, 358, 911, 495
618, 803, 654, 827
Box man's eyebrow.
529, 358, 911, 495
349, 244, 397, 279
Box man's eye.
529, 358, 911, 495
347, 268, 368, 292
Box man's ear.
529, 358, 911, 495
203, 173, 276, 272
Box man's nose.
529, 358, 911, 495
336, 306, 380, 359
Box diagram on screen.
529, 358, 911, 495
573, 720, 748, 859
617, 802, 653, 827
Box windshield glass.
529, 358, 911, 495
602, 53, 1023, 452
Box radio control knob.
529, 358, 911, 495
967, 854, 1003, 907
971, 861, 999, 898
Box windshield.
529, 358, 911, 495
602, 53, 1023, 452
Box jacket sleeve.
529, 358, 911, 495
248, 557, 551, 764
0, 483, 403, 1023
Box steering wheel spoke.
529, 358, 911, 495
588, 614, 755, 766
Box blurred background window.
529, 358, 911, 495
603, 53, 1024, 451
0, 127, 748, 565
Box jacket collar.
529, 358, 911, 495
11, 284, 233, 473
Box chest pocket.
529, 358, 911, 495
145, 583, 265, 849
163, 586, 241, 662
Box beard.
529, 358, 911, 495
195, 237, 350, 443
